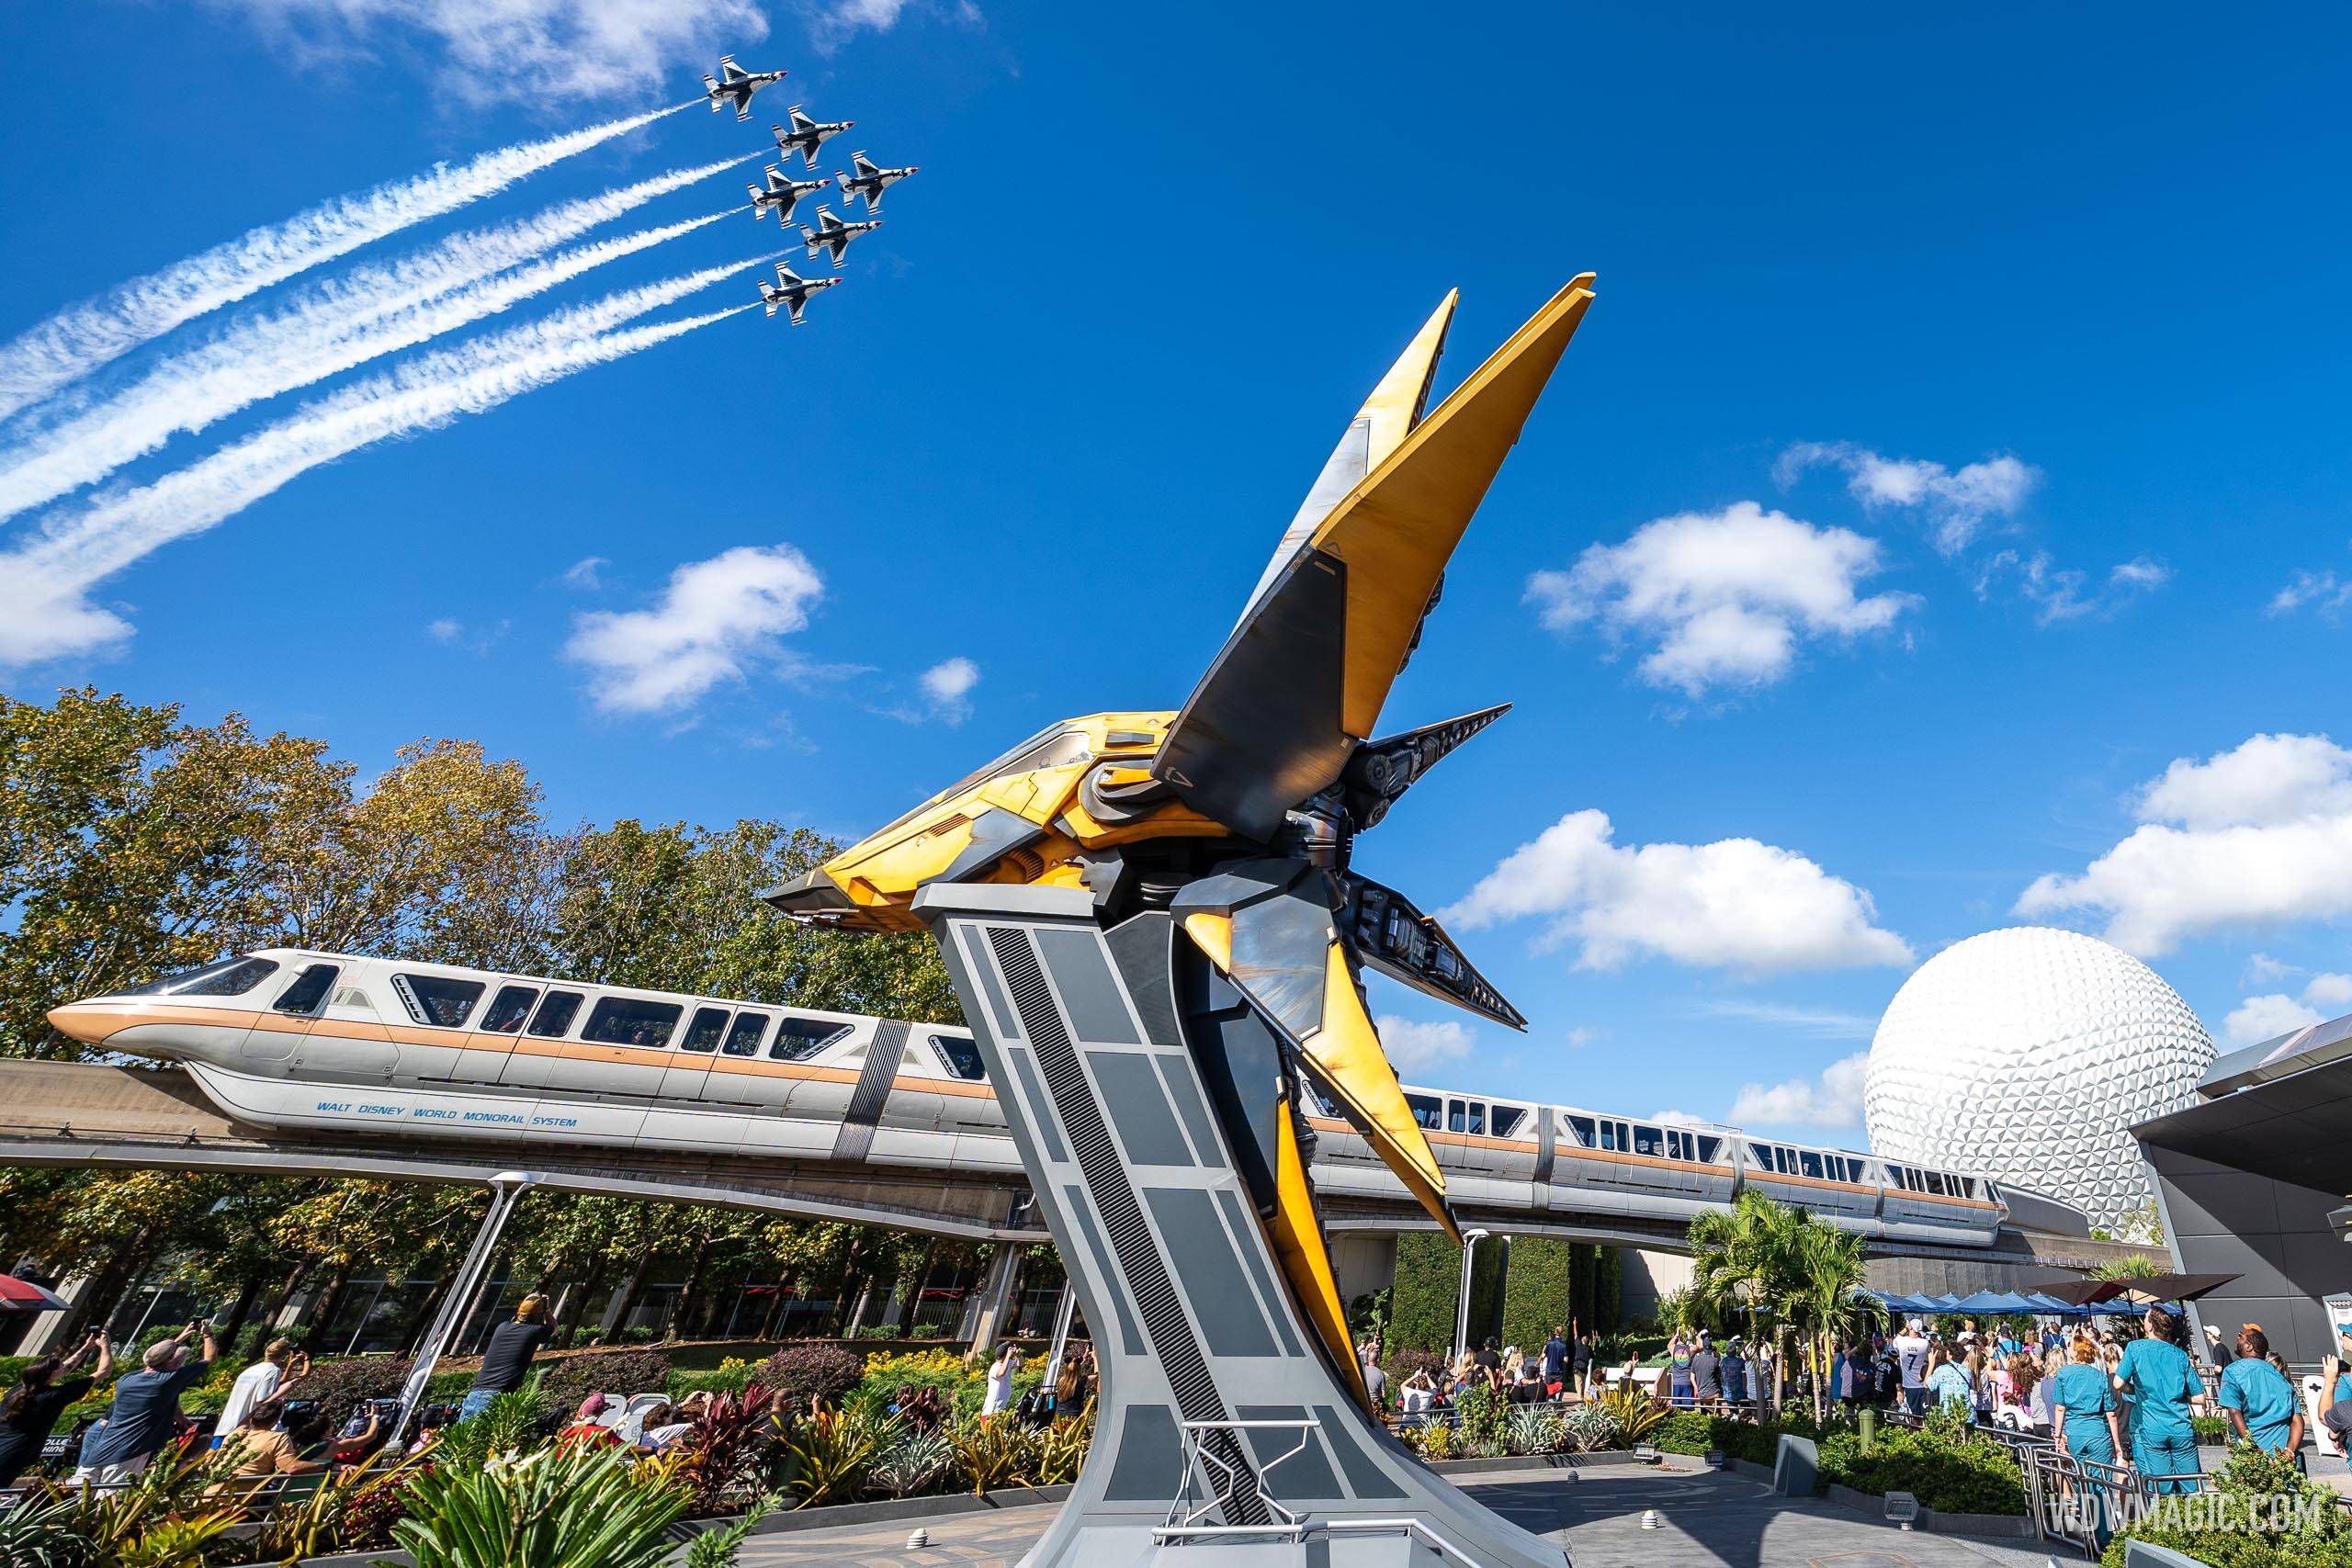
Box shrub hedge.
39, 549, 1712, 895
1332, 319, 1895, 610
758, 1344, 864, 1409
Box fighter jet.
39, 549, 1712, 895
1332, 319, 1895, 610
837, 151, 919, 212
703, 55, 785, 121
747, 165, 833, 223
772, 106, 854, 170
797, 205, 880, 269
757, 263, 841, 325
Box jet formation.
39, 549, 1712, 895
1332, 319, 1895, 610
702, 55, 786, 121
699, 55, 921, 325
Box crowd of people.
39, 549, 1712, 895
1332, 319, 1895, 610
0, 1294, 1112, 1499
1351, 1304, 2352, 1483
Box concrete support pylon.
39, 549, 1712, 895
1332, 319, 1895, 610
961, 1243, 1023, 1347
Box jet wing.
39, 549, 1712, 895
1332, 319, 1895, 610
787, 299, 808, 325
1151, 276, 1595, 841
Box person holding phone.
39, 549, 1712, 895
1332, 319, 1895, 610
0, 1329, 113, 1485
214, 1338, 310, 1446
74, 1318, 217, 1485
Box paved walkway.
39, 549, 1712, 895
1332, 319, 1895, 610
734, 1464, 2059, 1568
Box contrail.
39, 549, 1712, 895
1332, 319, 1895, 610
0, 103, 689, 422
1, 261, 763, 665
0, 195, 741, 519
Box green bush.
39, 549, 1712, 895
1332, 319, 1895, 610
1815, 1423, 2024, 1516
1650, 1412, 1713, 1455
2106, 1440, 2352, 1568
539, 1349, 672, 1416
2193, 1415, 2233, 1444
757, 1344, 863, 1409
1498, 1237, 1575, 1355
1389, 1232, 1460, 1356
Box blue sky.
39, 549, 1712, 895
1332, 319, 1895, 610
4, 2, 2349, 1150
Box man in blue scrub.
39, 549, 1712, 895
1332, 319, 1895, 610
2118, 1308, 2200, 1491
2218, 1326, 2303, 1455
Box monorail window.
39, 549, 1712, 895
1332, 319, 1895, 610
1664, 1129, 1690, 1160
1464, 1103, 1487, 1135
128, 955, 281, 998
583, 997, 682, 1049
680, 1007, 730, 1053
1800, 1151, 1826, 1179
1958, 1177, 1977, 1199
771, 1018, 854, 1062
931, 1033, 987, 1080
1600, 1120, 1626, 1152
1490, 1106, 1529, 1139
479, 985, 537, 1034
1695, 1135, 1722, 1163
1632, 1124, 1664, 1157
1407, 1093, 1442, 1132
393, 974, 484, 1028
1925, 1170, 1947, 1196
527, 990, 583, 1038
273, 964, 338, 1015
1566, 1113, 1597, 1146
720, 1012, 770, 1057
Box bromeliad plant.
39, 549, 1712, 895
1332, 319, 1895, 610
786, 1406, 888, 1507
1593, 1382, 1668, 1447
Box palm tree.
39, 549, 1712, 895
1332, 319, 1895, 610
1781, 1222, 1872, 1421
1689, 1191, 1808, 1408
2091, 1253, 2168, 1281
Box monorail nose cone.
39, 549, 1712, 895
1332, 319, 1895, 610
46, 1002, 114, 1046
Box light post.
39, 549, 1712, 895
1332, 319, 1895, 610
390, 1170, 537, 1446
1453, 1228, 1491, 1364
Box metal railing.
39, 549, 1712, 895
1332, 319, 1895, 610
1155, 1417, 1321, 1541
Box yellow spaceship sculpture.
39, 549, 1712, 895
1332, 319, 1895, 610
770, 275, 1595, 1395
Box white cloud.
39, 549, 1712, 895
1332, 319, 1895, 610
2222, 993, 2322, 1047
1979, 549, 2172, 624
425, 617, 461, 641
1374, 1015, 1475, 1073
1653, 1109, 1711, 1127
918, 656, 979, 722
1565, 1026, 1596, 1050
1527, 502, 1914, 696
566, 544, 823, 714
213, 0, 769, 106
2269, 569, 2352, 617
1683, 998, 1879, 1040
2244, 952, 2299, 985
1777, 442, 2036, 554
2302, 971, 2352, 1008
2018, 733, 2352, 953
1726, 1051, 1869, 1129
2136, 732, 2352, 830
2220, 967, 2352, 1045
1443, 808, 1912, 974
562, 555, 607, 590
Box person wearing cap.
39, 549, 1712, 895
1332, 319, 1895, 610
1892, 1317, 1932, 1416
2219, 1325, 2303, 1455
1689, 1332, 1723, 1412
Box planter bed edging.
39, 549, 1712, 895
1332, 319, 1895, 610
1819, 1480, 2033, 1538
225, 1484, 1081, 1566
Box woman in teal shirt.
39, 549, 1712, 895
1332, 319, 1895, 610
2218, 1326, 2303, 1455
2052, 1338, 2125, 1466
2117, 1309, 2200, 1491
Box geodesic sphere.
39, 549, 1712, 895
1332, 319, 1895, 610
1863, 926, 2214, 1234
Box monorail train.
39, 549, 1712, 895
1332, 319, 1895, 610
45, 949, 2029, 1247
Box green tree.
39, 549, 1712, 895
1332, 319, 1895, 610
1498, 1236, 1576, 1351
0, 688, 348, 1057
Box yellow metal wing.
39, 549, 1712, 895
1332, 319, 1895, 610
1313, 273, 1596, 740
1268, 1104, 1373, 1411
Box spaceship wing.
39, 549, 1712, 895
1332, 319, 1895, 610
1153, 276, 1594, 840
1175, 866, 1456, 1239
